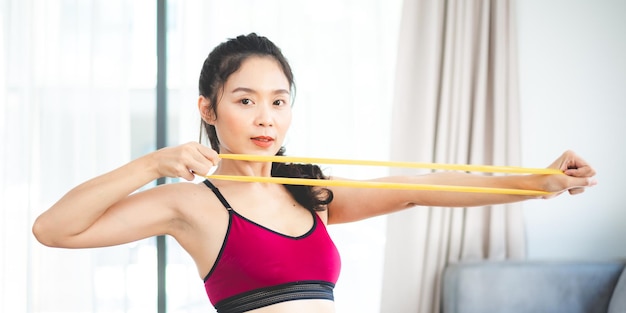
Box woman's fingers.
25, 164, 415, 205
555, 150, 596, 176
564, 165, 596, 178
542, 151, 598, 199
184, 143, 220, 180
561, 176, 598, 196
154, 142, 220, 181
561, 151, 598, 195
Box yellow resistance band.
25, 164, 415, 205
205, 154, 563, 196
218, 154, 562, 175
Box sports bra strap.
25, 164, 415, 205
203, 180, 232, 210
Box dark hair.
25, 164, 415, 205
198, 33, 333, 211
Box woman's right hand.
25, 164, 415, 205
150, 142, 221, 181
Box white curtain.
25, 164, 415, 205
380, 0, 524, 312
1, 0, 403, 312
1, 0, 159, 312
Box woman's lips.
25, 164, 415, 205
251, 136, 274, 148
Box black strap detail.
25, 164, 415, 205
203, 180, 232, 210
215, 281, 334, 313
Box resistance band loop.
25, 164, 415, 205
218, 154, 562, 175
201, 154, 563, 195
205, 174, 551, 196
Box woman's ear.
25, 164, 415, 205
198, 96, 216, 124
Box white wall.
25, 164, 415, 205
517, 0, 626, 260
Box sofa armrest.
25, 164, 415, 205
609, 267, 626, 313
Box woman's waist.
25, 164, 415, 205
240, 298, 335, 313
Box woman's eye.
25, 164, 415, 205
241, 98, 251, 105
273, 100, 285, 106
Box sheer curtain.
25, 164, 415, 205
381, 0, 524, 312
1, 0, 159, 312
1, 0, 402, 312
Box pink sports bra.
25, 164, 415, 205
202, 180, 341, 313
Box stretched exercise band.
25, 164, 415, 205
218, 154, 562, 175
206, 174, 550, 196
204, 154, 563, 196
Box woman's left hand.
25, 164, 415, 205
543, 150, 597, 198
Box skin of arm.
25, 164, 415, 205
32, 142, 220, 248
327, 150, 597, 224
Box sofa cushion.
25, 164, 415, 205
442, 261, 625, 313
609, 267, 626, 313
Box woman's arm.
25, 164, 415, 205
32, 142, 219, 248
327, 150, 597, 224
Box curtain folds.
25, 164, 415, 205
381, 0, 523, 312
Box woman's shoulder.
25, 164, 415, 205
144, 180, 227, 215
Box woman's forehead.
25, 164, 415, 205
224, 56, 290, 92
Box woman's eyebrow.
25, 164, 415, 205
231, 87, 255, 94
231, 87, 290, 95
273, 88, 290, 95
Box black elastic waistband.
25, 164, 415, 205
215, 281, 335, 313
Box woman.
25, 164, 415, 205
32, 33, 597, 313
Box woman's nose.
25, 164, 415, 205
254, 103, 274, 127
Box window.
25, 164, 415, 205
1, 0, 401, 312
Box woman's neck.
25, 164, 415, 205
212, 159, 273, 177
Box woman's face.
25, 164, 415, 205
210, 56, 292, 155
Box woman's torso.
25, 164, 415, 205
167, 180, 339, 313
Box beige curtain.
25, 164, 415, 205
380, 0, 524, 312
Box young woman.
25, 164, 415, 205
32, 33, 597, 313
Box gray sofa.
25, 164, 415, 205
442, 261, 626, 313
